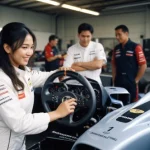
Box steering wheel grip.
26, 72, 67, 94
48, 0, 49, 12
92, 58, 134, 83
41, 70, 96, 128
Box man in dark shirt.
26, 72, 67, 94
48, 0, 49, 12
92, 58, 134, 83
111, 25, 147, 104
44, 35, 63, 71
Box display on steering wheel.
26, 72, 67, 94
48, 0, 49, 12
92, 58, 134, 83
41, 70, 96, 128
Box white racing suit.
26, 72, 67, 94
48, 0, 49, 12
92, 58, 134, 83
0, 67, 55, 150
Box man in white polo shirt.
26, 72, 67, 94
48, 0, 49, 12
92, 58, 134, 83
63, 23, 107, 85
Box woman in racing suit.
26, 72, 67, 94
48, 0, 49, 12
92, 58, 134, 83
0, 22, 76, 150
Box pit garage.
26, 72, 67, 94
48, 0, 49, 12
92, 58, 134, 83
0, 0, 150, 150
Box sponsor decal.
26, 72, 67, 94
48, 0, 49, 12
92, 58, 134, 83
18, 90, 25, 99
0, 98, 12, 105
115, 54, 121, 57
74, 57, 81, 59
120, 116, 133, 121
90, 51, 96, 55
126, 53, 133, 56
139, 54, 144, 57
74, 53, 80, 56
0, 95, 12, 106
28, 78, 34, 92
0, 91, 8, 96
126, 51, 133, 53
117, 101, 150, 123
52, 131, 77, 142
0, 87, 6, 91
130, 109, 144, 114
115, 51, 120, 54
0, 84, 13, 105
90, 132, 117, 141
28, 78, 32, 86
116, 49, 120, 52
103, 127, 114, 134
139, 59, 145, 62
0, 84, 4, 87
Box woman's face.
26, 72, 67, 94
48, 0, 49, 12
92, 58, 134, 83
8, 34, 34, 67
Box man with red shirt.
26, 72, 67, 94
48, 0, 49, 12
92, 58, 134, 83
44, 35, 63, 71
112, 25, 147, 104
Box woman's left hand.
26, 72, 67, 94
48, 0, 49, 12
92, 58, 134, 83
59, 67, 75, 72
58, 67, 75, 80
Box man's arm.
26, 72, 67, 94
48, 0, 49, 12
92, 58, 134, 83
135, 45, 147, 83
71, 64, 86, 71
72, 58, 104, 71
45, 46, 62, 62
135, 64, 147, 83
47, 54, 62, 62
72, 43, 106, 71
63, 48, 74, 68
111, 50, 116, 85
112, 64, 116, 85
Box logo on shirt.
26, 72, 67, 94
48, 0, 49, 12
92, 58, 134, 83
18, 90, 25, 99
28, 78, 34, 92
115, 49, 121, 57
126, 50, 133, 56
89, 50, 96, 55
74, 53, 81, 60
74, 53, 80, 56
115, 54, 121, 58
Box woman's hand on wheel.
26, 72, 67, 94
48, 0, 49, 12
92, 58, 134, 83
56, 98, 77, 118
48, 98, 77, 122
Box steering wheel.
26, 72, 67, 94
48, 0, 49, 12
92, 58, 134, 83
41, 70, 96, 128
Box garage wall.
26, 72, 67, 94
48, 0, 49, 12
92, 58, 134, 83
57, 7, 149, 50
0, 5, 56, 50
145, 7, 150, 38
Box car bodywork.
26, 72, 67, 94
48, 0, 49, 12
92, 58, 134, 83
72, 92, 150, 150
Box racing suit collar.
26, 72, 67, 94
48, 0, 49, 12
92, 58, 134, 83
121, 39, 132, 49
78, 41, 92, 50
14, 66, 26, 77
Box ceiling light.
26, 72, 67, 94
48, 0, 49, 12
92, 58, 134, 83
0, 28, 2, 31
36, 0, 60, 6
104, 1, 150, 10
81, 9, 99, 16
62, 4, 81, 11
61, 4, 100, 16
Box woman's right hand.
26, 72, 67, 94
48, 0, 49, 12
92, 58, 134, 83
48, 98, 77, 122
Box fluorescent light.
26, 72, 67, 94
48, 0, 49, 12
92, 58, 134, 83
104, 1, 150, 10
61, 4, 100, 16
0, 28, 2, 31
62, 4, 81, 11
36, 0, 60, 6
81, 9, 99, 16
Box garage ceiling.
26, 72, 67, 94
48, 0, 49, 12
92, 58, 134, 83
0, 0, 150, 16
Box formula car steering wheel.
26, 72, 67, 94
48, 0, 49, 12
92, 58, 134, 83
41, 70, 96, 128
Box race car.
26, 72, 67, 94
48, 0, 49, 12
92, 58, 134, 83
27, 70, 149, 150
72, 91, 150, 150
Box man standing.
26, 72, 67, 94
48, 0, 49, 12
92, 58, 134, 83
44, 35, 63, 71
112, 25, 147, 104
63, 23, 107, 85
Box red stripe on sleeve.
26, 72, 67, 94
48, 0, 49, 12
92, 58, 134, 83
111, 50, 116, 65
135, 45, 146, 66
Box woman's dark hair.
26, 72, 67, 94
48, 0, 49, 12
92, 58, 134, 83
78, 23, 94, 34
0, 22, 36, 91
